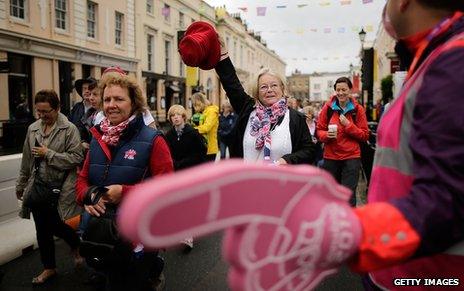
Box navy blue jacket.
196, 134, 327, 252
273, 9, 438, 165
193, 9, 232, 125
88, 116, 160, 187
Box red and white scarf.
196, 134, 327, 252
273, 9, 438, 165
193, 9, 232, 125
250, 98, 287, 160
100, 115, 135, 146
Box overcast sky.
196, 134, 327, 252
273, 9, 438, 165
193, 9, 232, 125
204, 0, 386, 75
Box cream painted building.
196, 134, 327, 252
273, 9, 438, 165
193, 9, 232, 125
0, 0, 286, 153
287, 70, 310, 102
372, 24, 397, 102
136, 0, 220, 122
0, 0, 138, 149
215, 10, 285, 106
309, 71, 350, 102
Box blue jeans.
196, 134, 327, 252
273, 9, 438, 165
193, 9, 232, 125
219, 141, 228, 159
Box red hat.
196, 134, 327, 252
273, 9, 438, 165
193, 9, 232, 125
178, 21, 221, 70
102, 66, 127, 76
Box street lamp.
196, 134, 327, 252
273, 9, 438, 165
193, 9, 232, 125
358, 27, 366, 47
358, 27, 367, 108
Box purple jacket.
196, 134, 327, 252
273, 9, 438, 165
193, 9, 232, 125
390, 16, 464, 255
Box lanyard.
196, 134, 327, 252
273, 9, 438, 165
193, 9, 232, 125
406, 11, 463, 80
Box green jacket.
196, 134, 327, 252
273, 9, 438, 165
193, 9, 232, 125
16, 113, 84, 220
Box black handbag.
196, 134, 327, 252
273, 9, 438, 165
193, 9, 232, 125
23, 155, 68, 209
23, 177, 63, 209
80, 187, 122, 267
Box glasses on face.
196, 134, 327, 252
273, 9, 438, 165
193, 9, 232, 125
36, 108, 55, 115
259, 83, 280, 92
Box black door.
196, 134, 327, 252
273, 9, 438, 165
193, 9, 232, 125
59, 61, 73, 116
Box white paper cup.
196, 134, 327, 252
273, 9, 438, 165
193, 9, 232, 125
328, 124, 338, 133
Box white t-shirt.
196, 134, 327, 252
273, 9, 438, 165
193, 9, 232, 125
243, 110, 292, 162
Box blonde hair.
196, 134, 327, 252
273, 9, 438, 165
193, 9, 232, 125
191, 92, 210, 113
167, 104, 187, 123
99, 72, 147, 115
250, 68, 288, 100
302, 106, 316, 118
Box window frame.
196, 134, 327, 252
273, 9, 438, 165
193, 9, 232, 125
164, 40, 171, 75
87, 1, 97, 39
10, 0, 27, 20
115, 11, 124, 46
146, 0, 153, 14
55, 0, 67, 30
147, 34, 154, 71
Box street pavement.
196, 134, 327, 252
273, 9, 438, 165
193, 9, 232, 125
0, 231, 363, 291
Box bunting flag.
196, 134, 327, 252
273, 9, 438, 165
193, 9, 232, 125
257, 6, 267, 16
310, 28, 318, 32
337, 27, 346, 33
296, 28, 305, 35
366, 24, 374, 32
340, 0, 351, 5
161, 7, 170, 17
237, 7, 248, 12
323, 27, 332, 33
297, 4, 308, 8
319, 1, 331, 6
362, 0, 373, 3
276, 5, 287, 8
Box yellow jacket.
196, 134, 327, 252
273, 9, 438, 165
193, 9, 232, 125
195, 105, 219, 155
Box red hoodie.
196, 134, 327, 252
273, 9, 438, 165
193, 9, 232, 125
316, 95, 369, 160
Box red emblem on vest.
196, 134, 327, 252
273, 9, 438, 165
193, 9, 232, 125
124, 149, 137, 160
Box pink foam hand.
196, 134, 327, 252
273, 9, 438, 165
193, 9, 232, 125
117, 160, 362, 291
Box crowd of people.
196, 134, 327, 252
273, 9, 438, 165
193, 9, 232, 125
12, 0, 464, 289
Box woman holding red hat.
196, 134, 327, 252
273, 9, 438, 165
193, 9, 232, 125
212, 38, 314, 165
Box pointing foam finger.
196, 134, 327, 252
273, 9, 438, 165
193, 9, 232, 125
117, 160, 349, 249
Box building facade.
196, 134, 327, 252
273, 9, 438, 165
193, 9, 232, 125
0, 0, 286, 153
309, 71, 349, 102
215, 9, 286, 107
287, 69, 310, 102
0, 0, 138, 150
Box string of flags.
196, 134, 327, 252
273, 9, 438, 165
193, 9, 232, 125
282, 55, 358, 61
257, 25, 374, 35
235, 0, 375, 16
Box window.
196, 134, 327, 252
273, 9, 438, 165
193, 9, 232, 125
55, 0, 67, 29
10, 0, 26, 19
179, 12, 184, 28
327, 80, 333, 88
146, 0, 153, 14
147, 34, 154, 71
314, 83, 321, 90
163, 4, 170, 22
314, 93, 321, 99
240, 45, 243, 68
179, 60, 184, 77
165, 40, 171, 75
115, 12, 123, 45
87, 1, 97, 38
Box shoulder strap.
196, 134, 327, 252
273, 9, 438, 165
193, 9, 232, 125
326, 106, 333, 123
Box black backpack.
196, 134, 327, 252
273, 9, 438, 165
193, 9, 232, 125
324, 105, 375, 182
